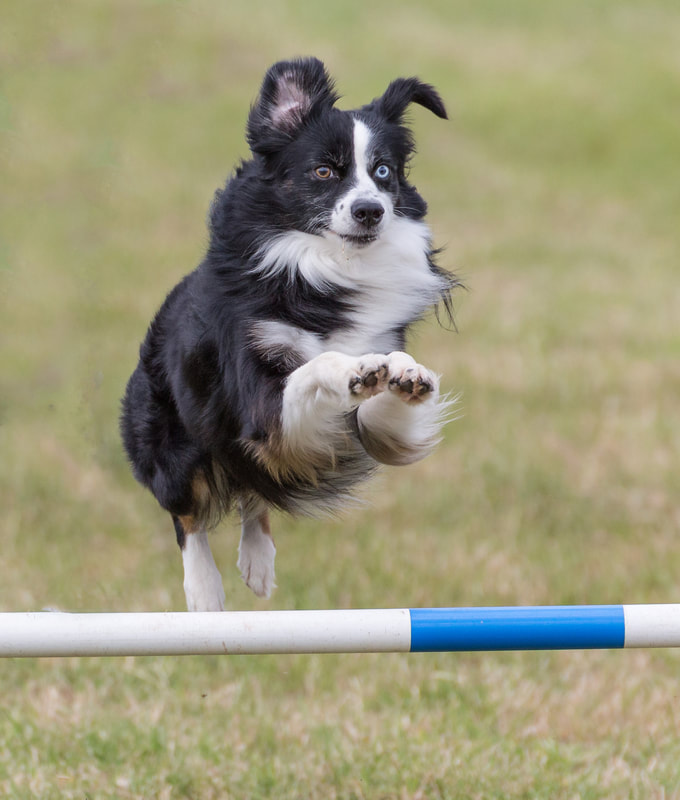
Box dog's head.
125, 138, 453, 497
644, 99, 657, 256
246, 58, 447, 247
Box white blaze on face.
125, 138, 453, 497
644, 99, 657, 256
352, 119, 378, 196
329, 118, 393, 239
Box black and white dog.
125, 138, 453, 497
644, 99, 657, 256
121, 58, 458, 611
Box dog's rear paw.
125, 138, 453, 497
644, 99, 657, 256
182, 532, 226, 612
387, 352, 439, 404
238, 533, 277, 598
185, 583, 226, 612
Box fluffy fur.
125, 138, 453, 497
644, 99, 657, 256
120, 58, 459, 611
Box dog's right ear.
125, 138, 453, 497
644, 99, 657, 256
247, 58, 339, 156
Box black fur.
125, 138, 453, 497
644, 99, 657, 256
120, 57, 456, 538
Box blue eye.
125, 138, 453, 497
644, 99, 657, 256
374, 164, 391, 180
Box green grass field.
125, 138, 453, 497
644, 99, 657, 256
2, 1, 680, 797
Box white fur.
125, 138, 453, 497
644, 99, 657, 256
281, 350, 445, 463
255, 217, 445, 356
237, 515, 277, 598
256, 217, 434, 288
329, 120, 393, 238
250, 319, 322, 360
359, 390, 443, 453
327, 223, 444, 356
356, 352, 452, 465
280, 351, 375, 459
182, 531, 225, 612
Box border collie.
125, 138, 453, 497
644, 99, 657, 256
121, 58, 458, 611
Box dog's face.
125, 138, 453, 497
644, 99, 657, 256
246, 58, 447, 247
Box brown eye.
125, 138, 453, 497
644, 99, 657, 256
314, 165, 334, 180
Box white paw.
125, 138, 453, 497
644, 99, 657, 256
238, 533, 277, 598
184, 565, 226, 612
182, 532, 226, 612
386, 352, 439, 404
348, 354, 390, 400
310, 351, 389, 403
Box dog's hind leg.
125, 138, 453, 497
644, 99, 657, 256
173, 515, 226, 612
237, 501, 276, 598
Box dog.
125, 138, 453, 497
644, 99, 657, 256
120, 57, 458, 611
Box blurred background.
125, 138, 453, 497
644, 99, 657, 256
1, 2, 679, 797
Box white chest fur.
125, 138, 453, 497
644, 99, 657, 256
255, 216, 444, 357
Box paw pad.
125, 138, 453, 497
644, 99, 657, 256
389, 366, 435, 403
349, 357, 389, 397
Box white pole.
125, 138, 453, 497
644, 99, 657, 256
0, 610, 412, 658
623, 604, 680, 648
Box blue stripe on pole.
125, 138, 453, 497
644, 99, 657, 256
409, 606, 626, 652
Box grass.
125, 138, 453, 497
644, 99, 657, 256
2, 0, 680, 797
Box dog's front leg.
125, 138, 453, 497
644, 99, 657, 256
280, 351, 389, 457
355, 351, 449, 466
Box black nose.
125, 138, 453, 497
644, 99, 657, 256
351, 200, 384, 227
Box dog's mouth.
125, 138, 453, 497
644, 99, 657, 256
337, 232, 379, 247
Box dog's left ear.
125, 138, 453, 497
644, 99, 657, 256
247, 58, 339, 156
374, 78, 448, 123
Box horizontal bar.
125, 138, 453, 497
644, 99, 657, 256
0, 605, 679, 658
0, 610, 411, 658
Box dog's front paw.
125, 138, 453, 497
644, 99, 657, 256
348, 354, 390, 400
386, 352, 439, 404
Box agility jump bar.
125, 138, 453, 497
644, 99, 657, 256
1, 605, 680, 658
